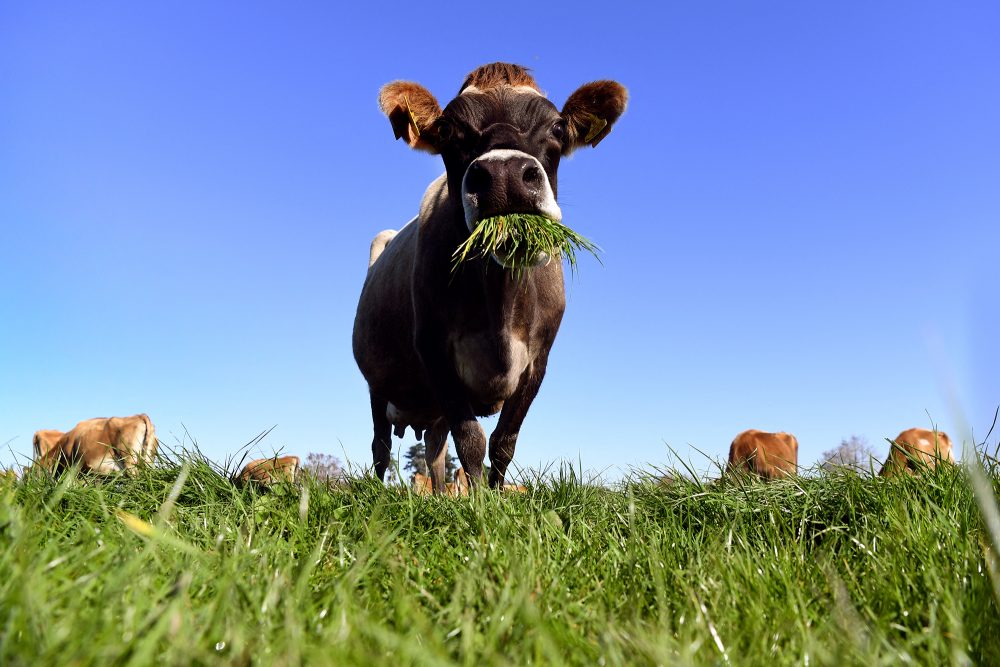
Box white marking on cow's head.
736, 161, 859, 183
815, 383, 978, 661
461, 84, 544, 97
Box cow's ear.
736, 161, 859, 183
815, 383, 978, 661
378, 81, 443, 153
560, 80, 628, 154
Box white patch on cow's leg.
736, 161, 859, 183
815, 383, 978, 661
461, 149, 562, 229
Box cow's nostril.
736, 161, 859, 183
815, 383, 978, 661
465, 162, 492, 195
522, 165, 542, 188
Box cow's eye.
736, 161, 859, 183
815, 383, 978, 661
435, 119, 454, 143
551, 121, 566, 141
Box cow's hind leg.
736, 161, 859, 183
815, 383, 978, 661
424, 419, 449, 494
370, 394, 393, 482
487, 351, 551, 489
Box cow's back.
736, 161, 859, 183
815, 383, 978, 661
353, 216, 421, 397
354, 175, 455, 412
58, 418, 119, 473
47, 414, 156, 474
728, 430, 798, 480
880, 428, 953, 476
239, 456, 300, 486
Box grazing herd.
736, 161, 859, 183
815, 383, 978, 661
22, 413, 956, 491
25, 414, 299, 488
14, 64, 959, 496
725, 426, 955, 480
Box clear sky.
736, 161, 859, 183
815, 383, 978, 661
2, 2, 998, 479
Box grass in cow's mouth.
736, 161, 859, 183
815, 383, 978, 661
451, 213, 601, 276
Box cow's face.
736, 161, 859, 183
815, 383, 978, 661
378, 64, 627, 243
435, 89, 566, 228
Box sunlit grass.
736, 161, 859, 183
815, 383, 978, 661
1, 452, 998, 665
452, 214, 600, 277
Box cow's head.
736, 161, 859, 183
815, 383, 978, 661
378, 63, 627, 246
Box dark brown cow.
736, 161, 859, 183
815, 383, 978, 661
728, 429, 798, 480
879, 427, 954, 477
353, 63, 627, 493
238, 455, 301, 486
36, 415, 157, 474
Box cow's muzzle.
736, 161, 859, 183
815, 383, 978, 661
461, 149, 562, 227
461, 149, 561, 268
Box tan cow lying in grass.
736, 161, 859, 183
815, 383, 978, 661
237, 456, 301, 486
880, 428, 954, 477
727, 429, 798, 480
412, 471, 467, 497
33, 415, 157, 474
412, 467, 525, 496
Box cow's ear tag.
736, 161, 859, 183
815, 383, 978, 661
389, 96, 422, 143
583, 113, 608, 145
406, 109, 420, 139
405, 97, 421, 140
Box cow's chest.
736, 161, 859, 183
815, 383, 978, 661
448, 329, 532, 405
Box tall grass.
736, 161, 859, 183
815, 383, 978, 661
1, 452, 997, 665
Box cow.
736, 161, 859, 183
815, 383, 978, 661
727, 429, 798, 480
411, 471, 467, 497
237, 455, 301, 486
36, 414, 157, 474
879, 427, 954, 477
32, 429, 64, 462
368, 230, 398, 268
353, 62, 627, 493
412, 468, 523, 496
412, 472, 432, 496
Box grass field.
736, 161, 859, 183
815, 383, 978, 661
2, 452, 999, 666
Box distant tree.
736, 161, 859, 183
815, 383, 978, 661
403, 443, 428, 477
302, 452, 344, 482
821, 436, 877, 473
445, 451, 459, 482
386, 454, 401, 485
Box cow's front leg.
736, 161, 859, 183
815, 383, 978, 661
369, 394, 393, 482
424, 418, 449, 494
488, 351, 551, 488
415, 328, 486, 486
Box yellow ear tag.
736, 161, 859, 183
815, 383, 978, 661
583, 114, 608, 144
404, 96, 420, 139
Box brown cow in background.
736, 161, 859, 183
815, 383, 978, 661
237, 456, 301, 486
32, 429, 64, 463
35, 415, 157, 474
728, 429, 798, 480
412, 469, 468, 497
413, 467, 525, 496
880, 428, 954, 477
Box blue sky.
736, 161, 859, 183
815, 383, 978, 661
2, 2, 998, 478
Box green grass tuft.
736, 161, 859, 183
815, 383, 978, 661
452, 213, 601, 276
1, 456, 999, 665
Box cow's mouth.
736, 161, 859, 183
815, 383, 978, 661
451, 212, 600, 276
